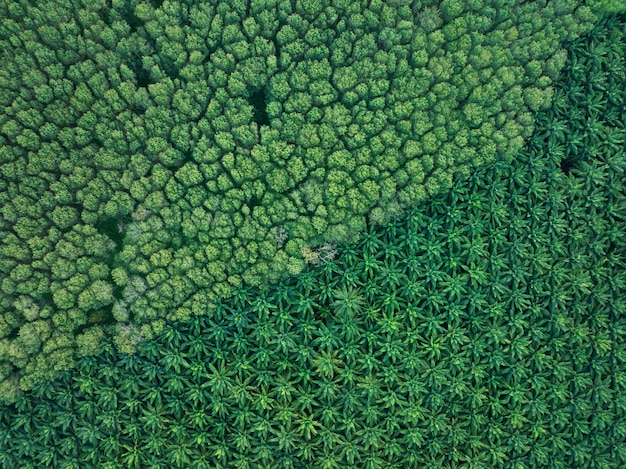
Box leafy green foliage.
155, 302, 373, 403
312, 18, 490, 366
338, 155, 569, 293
0, 0, 608, 392
1, 14, 625, 467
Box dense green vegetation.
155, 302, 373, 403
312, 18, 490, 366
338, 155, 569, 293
1, 11, 625, 467
0, 0, 607, 392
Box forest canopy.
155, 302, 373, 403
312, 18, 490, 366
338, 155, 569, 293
0, 0, 617, 395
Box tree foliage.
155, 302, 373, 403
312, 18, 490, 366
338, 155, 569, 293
0, 15, 625, 465
0, 0, 611, 391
